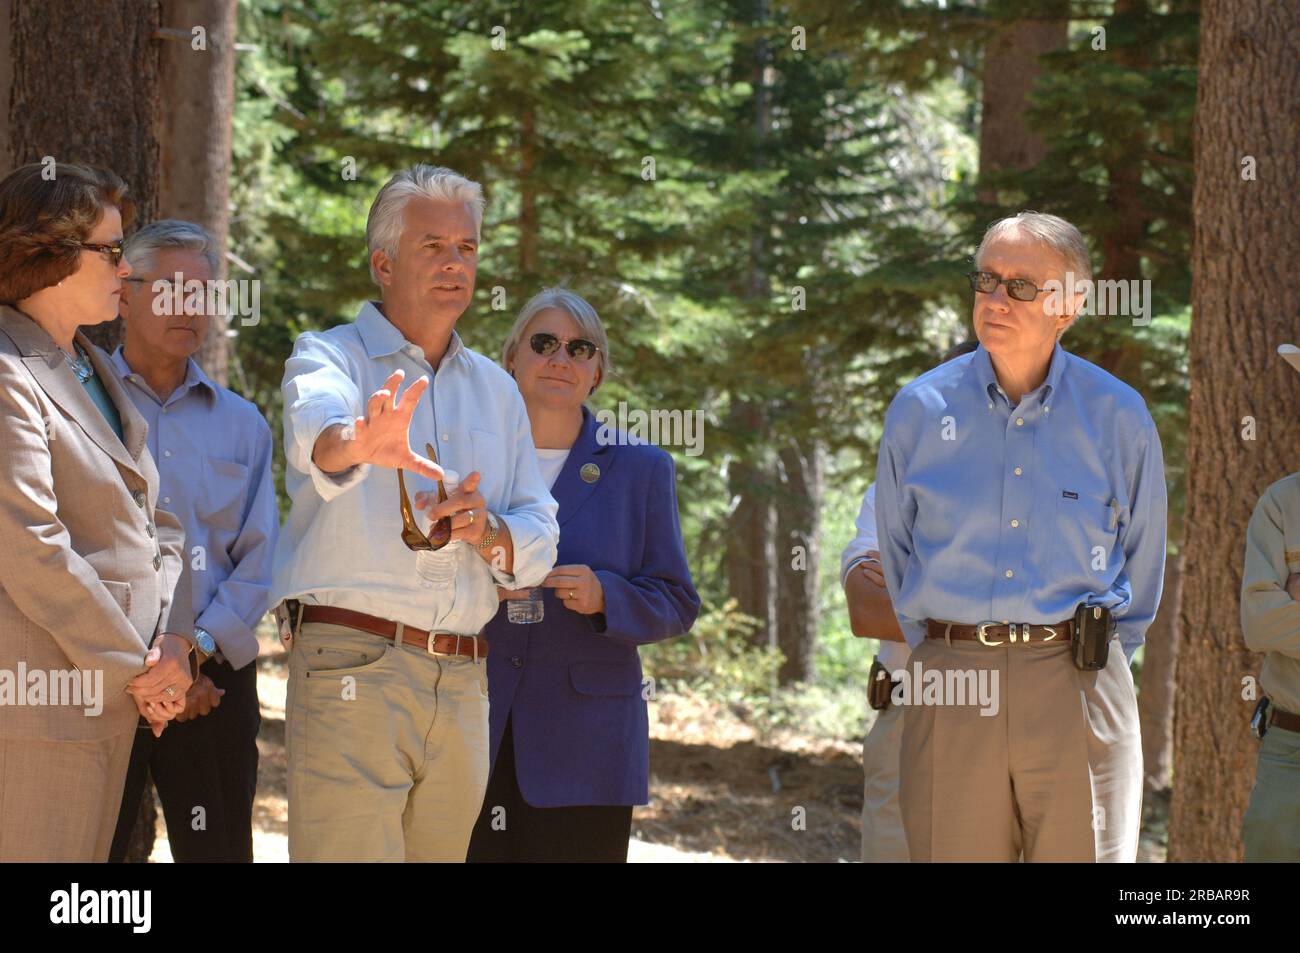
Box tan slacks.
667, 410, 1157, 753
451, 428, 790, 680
899, 637, 1142, 862
861, 701, 910, 863
286, 622, 490, 862
0, 729, 136, 861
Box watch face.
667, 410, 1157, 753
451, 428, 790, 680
196, 630, 216, 653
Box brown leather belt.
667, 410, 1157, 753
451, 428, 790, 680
1270, 705, 1300, 733
926, 618, 1075, 645
298, 605, 488, 659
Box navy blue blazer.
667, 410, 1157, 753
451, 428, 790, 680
483, 405, 700, 807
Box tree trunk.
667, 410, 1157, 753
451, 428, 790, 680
1168, 0, 1300, 862
1, 0, 164, 353
1138, 551, 1181, 793
158, 0, 236, 386
976, 9, 1068, 204
775, 434, 822, 684
726, 399, 776, 652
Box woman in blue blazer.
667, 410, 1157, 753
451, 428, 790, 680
467, 288, 700, 862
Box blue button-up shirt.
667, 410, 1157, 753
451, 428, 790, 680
874, 342, 1167, 661
110, 347, 279, 670
271, 301, 559, 636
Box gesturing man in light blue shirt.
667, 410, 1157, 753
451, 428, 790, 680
106, 220, 279, 863
875, 212, 1167, 862
273, 165, 560, 862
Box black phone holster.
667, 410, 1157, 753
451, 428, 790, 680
868, 656, 896, 710
1071, 602, 1115, 671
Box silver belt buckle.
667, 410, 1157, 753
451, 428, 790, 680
976, 621, 1003, 646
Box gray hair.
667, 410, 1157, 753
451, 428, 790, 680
975, 211, 1092, 337
366, 164, 485, 285
501, 287, 612, 393
122, 219, 219, 276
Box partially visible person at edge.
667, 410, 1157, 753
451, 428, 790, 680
467, 287, 700, 863
0, 162, 195, 862
841, 339, 978, 863
1239, 343, 1300, 863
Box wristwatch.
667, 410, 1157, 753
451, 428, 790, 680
193, 627, 217, 667
476, 512, 501, 550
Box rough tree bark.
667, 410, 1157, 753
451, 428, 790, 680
158, 0, 236, 386
1168, 0, 1300, 862
976, 6, 1069, 204
1, 0, 164, 354
1138, 552, 1181, 793
775, 433, 823, 684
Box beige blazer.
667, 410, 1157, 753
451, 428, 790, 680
0, 305, 192, 741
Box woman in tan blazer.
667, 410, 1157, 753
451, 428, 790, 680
0, 162, 196, 861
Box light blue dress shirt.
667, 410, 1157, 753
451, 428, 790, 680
110, 347, 279, 671
271, 301, 560, 636
874, 341, 1167, 661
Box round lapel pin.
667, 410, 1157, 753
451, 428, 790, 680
580, 462, 601, 483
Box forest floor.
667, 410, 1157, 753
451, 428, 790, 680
148, 626, 1170, 863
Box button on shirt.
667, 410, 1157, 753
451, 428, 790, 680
271, 301, 560, 636
111, 348, 279, 670
875, 342, 1167, 661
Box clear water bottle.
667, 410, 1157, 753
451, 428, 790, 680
507, 588, 544, 624
415, 468, 460, 585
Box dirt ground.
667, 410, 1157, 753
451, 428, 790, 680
148, 628, 1169, 863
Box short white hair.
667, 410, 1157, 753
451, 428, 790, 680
975, 211, 1092, 338
365, 164, 485, 285
502, 287, 612, 392
123, 219, 219, 276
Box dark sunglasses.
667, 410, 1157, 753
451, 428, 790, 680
967, 270, 1050, 303
398, 442, 452, 552
530, 332, 600, 362
71, 241, 126, 267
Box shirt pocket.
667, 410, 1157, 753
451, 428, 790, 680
1052, 489, 1122, 583
198, 456, 250, 534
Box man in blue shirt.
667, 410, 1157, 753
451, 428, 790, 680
107, 220, 279, 862
875, 212, 1167, 862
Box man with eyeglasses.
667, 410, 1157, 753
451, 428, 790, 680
271, 165, 559, 862
875, 211, 1167, 862
106, 220, 278, 863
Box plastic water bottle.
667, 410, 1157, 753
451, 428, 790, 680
415, 468, 460, 585
507, 588, 544, 624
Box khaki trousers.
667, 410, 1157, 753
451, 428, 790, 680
0, 730, 136, 861
861, 701, 909, 863
899, 637, 1142, 862
286, 622, 490, 862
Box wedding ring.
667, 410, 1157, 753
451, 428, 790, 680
164, 686, 177, 698
570, 590, 576, 600
467, 510, 475, 525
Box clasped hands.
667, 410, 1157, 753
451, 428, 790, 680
125, 633, 222, 737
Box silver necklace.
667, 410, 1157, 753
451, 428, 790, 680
61, 344, 93, 383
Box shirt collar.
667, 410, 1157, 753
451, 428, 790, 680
111, 346, 216, 405
356, 300, 466, 370
971, 340, 1067, 406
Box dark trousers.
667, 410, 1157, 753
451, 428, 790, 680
467, 716, 633, 863
109, 657, 260, 863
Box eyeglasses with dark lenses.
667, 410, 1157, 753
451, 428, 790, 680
530, 332, 599, 362
398, 442, 453, 552
71, 241, 126, 267
967, 270, 1048, 303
